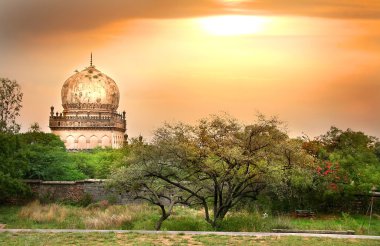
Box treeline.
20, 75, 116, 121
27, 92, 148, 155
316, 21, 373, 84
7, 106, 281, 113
0, 130, 125, 203
108, 114, 380, 229
1, 113, 380, 230
2, 78, 379, 230
269, 126, 380, 212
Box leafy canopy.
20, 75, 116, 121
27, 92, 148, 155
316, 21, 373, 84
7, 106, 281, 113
112, 114, 313, 228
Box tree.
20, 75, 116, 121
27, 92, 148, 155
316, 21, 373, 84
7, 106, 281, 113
0, 78, 23, 133
263, 138, 316, 211
109, 138, 196, 230
20, 132, 86, 181
319, 127, 379, 192
0, 132, 29, 203
302, 127, 380, 211
114, 114, 312, 228
374, 142, 380, 161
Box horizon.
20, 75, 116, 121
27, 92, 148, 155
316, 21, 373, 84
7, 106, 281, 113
1, 0, 379, 139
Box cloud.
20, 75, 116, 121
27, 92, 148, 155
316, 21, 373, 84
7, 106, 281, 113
0, 0, 379, 39
242, 0, 380, 19
0, 0, 220, 38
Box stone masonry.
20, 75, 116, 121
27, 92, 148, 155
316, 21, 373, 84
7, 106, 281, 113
25, 179, 131, 204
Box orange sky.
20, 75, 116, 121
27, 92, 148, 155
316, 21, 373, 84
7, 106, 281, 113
0, 0, 379, 139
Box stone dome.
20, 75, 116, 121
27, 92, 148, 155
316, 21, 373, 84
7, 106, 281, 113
61, 66, 120, 111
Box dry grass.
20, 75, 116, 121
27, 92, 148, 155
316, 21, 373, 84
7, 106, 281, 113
12, 201, 380, 234
19, 201, 68, 223
17, 201, 156, 230
83, 206, 133, 229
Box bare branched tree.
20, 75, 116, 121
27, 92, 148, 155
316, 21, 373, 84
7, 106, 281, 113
0, 78, 23, 133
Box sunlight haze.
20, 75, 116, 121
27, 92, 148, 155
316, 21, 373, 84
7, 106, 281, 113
0, 0, 379, 139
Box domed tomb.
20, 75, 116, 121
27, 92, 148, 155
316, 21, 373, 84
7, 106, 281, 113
49, 58, 127, 150
61, 66, 120, 112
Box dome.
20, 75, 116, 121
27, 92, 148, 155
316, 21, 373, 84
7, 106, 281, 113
61, 66, 120, 111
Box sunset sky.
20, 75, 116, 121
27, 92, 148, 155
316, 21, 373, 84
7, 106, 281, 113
1, 0, 379, 139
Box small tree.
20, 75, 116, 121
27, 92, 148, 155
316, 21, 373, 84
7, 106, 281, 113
0, 78, 23, 133
301, 127, 380, 211
114, 114, 313, 228
109, 139, 196, 230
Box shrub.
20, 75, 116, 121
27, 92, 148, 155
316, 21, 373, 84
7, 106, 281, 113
77, 193, 93, 207
0, 133, 29, 203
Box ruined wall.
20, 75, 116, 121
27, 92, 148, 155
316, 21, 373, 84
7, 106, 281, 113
25, 179, 130, 204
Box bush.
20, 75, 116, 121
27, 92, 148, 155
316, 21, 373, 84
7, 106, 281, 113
20, 132, 87, 181
0, 133, 30, 203
68, 148, 125, 179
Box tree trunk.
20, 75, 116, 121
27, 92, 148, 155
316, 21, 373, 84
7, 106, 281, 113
155, 199, 176, 230
155, 215, 167, 231
211, 205, 230, 229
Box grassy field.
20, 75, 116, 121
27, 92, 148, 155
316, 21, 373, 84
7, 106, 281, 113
0, 232, 379, 246
0, 201, 379, 235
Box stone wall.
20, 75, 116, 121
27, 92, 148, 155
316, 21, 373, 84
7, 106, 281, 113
25, 179, 130, 204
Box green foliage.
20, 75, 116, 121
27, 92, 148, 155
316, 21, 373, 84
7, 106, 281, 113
68, 148, 125, 179
20, 132, 86, 181
320, 128, 380, 208
0, 132, 29, 203
300, 127, 380, 212
374, 142, 380, 160
112, 113, 314, 228
18, 131, 126, 181
110, 139, 194, 230
1, 129, 127, 197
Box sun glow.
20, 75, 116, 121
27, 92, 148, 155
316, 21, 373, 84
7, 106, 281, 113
198, 15, 269, 36
221, 0, 249, 3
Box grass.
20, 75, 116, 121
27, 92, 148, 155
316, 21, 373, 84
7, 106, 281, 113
219, 210, 380, 235
0, 232, 378, 246
19, 201, 69, 223
0, 202, 379, 235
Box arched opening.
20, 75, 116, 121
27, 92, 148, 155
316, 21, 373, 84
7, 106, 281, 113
101, 136, 111, 148
66, 136, 75, 149
89, 136, 98, 149
77, 136, 87, 150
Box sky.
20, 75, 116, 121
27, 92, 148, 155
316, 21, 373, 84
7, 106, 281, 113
0, 0, 379, 139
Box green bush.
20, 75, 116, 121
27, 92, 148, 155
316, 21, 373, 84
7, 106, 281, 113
20, 132, 87, 181
68, 148, 125, 179
0, 133, 30, 203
